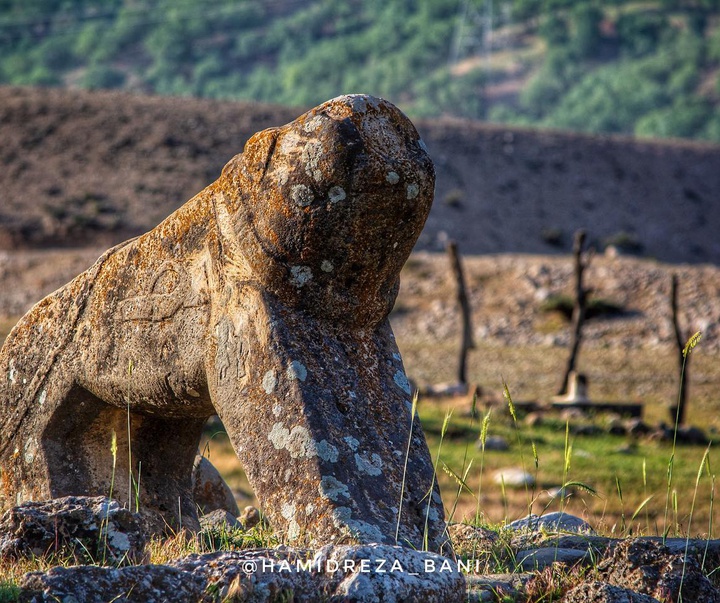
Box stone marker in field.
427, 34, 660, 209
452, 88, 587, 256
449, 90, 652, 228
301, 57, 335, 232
0, 94, 449, 552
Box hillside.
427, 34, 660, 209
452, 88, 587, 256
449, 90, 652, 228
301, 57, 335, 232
1, 0, 719, 141
2, 85, 720, 264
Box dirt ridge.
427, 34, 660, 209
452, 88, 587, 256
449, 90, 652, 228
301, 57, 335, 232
2, 85, 720, 264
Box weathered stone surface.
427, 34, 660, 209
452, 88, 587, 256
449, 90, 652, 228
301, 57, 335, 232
192, 454, 240, 517
515, 547, 590, 571
507, 512, 595, 535
560, 581, 660, 603
0, 94, 446, 551
314, 544, 465, 602
198, 508, 243, 532
0, 496, 146, 565
20, 565, 206, 603
597, 539, 719, 602
19, 545, 465, 603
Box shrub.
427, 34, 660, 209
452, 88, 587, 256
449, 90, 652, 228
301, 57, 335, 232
540, 294, 625, 320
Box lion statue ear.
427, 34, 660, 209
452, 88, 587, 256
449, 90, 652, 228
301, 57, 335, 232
237, 126, 280, 183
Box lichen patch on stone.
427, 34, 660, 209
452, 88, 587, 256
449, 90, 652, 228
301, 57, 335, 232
328, 186, 346, 203
393, 370, 411, 395
319, 476, 350, 501
291, 184, 314, 207
316, 439, 339, 463
289, 266, 313, 287
343, 436, 359, 451
354, 452, 383, 476
262, 370, 277, 394
287, 360, 308, 382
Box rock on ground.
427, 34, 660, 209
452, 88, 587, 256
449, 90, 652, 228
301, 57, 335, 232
0, 496, 146, 565
20, 544, 466, 603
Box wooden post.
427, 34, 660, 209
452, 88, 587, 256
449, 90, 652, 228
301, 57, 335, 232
447, 241, 475, 385
670, 274, 688, 425
557, 230, 592, 396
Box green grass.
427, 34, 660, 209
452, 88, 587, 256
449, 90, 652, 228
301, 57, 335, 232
419, 396, 718, 537
196, 392, 718, 539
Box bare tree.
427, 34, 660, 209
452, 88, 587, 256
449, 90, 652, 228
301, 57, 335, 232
670, 274, 688, 425
557, 230, 593, 396
447, 240, 475, 385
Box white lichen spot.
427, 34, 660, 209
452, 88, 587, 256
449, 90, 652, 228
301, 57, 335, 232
106, 528, 131, 551
354, 452, 383, 476
281, 502, 297, 520
319, 476, 350, 501
284, 469, 292, 482
23, 438, 37, 464
37, 389, 47, 406
288, 519, 301, 541
290, 266, 313, 288
406, 183, 420, 200
272, 403, 282, 417
287, 361, 307, 382
268, 423, 290, 450
8, 361, 16, 384
291, 184, 314, 207
321, 260, 334, 273
262, 370, 277, 394
316, 440, 339, 463
269, 421, 328, 460
286, 426, 317, 458
328, 186, 346, 203
331, 506, 353, 525
303, 115, 324, 133
343, 436, 359, 451
302, 141, 324, 182
280, 131, 304, 155
331, 506, 386, 542
347, 519, 385, 543
393, 370, 411, 395
305, 503, 315, 515
386, 171, 400, 185
276, 167, 290, 186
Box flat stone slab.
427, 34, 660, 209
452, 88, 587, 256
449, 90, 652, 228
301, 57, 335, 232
20, 545, 466, 603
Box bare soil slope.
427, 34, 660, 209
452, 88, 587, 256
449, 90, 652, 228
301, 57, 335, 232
2, 86, 720, 264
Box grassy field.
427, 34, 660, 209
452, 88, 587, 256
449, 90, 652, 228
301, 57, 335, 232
202, 386, 719, 540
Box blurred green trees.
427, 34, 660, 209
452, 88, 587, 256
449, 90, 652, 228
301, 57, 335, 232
0, 0, 719, 142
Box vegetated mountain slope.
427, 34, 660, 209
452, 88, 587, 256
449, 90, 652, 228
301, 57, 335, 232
1, 85, 720, 264
1, 0, 719, 141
